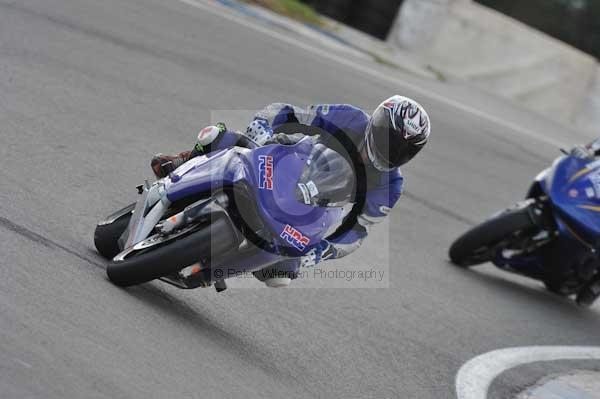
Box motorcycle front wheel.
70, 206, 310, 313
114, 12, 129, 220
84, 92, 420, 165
106, 217, 237, 287
94, 203, 136, 259
449, 203, 538, 267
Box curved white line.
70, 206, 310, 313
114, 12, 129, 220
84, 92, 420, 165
456, 346, 600, 399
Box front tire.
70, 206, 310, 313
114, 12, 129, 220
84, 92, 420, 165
544, 280, 570, 296
576, 278, 600, 307
94, 203, 135, 259
449, 204, 537, 267
106, 218, 237, 287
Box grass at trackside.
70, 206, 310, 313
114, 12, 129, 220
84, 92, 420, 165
241, 0, 324, 26
240, 0, 441, 81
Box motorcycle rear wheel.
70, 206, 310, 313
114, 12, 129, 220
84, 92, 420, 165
449, 204, 537, 267
106, 217, 237, 287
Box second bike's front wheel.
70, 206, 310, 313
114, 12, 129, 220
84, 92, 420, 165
449, 203, 537, 267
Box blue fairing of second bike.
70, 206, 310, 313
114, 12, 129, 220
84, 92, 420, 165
164, 138, 345, 256
544, 155, 600, 247
494, 155, 600, 276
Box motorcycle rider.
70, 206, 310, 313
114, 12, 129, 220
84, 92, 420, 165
569, 139, 600, 305
571, 138, 600, 159
151, 96, 431, 287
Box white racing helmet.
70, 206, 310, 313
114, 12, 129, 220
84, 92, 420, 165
365, 95, 431, 171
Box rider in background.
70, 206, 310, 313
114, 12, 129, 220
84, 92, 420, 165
569, 138, 600, 304
151, 96, 431, 287
571, 138, 600, 159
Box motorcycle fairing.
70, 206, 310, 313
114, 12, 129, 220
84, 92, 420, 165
544, 155, 600, 247
493, 155, 600, 277
164, 137, 347, 255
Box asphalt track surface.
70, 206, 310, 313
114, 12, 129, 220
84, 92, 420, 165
1, 1, 599, 398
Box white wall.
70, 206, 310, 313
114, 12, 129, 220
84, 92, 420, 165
389, 0, 456, 51
388, 0, 599, 131
578, 66, 600, 135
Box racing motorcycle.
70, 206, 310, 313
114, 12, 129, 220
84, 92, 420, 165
94, 135, 354, 291
449, 151, 600, 307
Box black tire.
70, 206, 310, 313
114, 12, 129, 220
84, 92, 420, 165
543, 280, 570, 296
106, 218, 237, 287
576, 290, 597, 307
449, 205, 536, 267
576, 279, 600, 307
94, 204, 135, 259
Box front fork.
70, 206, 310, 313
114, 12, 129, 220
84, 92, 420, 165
492, 197, 556, 277
156, 192, 229, 235
119, 180, 171, 250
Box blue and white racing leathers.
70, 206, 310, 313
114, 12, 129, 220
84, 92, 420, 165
246, 103, 404, 278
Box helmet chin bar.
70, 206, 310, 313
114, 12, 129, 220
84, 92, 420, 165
365, 133, 394, 172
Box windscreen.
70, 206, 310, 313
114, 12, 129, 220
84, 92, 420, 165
296, 142, 355, 208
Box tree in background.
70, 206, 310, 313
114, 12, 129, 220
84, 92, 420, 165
476, 0, 599, 59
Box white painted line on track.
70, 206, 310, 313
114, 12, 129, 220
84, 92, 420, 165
456, 346, 600, 399
12, 358, 33, 369
175, 0, 568, 149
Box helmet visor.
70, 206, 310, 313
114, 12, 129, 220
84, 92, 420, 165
368, 105, 429, 170
367, 107, 410, 170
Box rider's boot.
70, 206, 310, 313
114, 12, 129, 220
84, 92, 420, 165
253, 260, 298, 288
264, 277, 292, 288
253, 269, 292, 288
150, 124, 226, 178
151, 151, 192, 178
